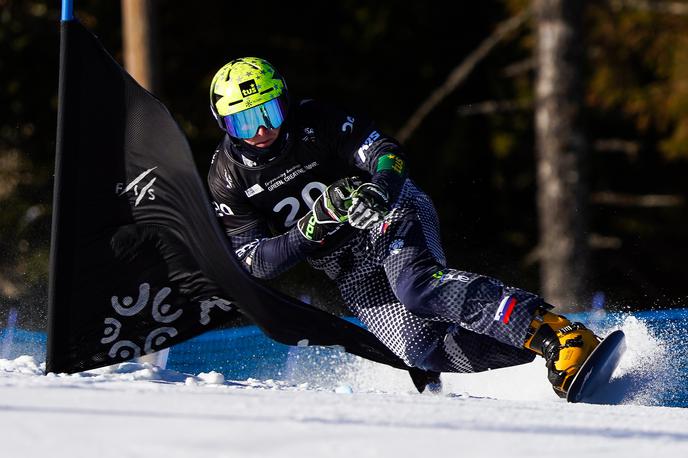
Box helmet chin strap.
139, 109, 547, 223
230, 129, 292, 166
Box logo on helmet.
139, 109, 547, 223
239, 80, 258, 97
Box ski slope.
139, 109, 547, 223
1, 316, 687, 457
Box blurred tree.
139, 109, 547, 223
588, 1, 688, 160
121, 0, 160, 94
533, 0, 590, 310
0, 0, 120, 328
396, 7, 532, 144
0, 0, 60, 327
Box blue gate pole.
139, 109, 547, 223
0, 308, 18, 359
61, 0, 74, 21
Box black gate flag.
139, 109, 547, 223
47, 18, 417, 376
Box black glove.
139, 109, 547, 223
348, 182, 390, 229
297, 177, 362, 243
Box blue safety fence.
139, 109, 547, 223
166, 325, 292, 380
0, 327, 47, 362
2, 308, 688, 406
0, 312, 361, 382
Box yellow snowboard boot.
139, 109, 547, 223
524, 307, 601, 398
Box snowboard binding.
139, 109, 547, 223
524, 308, 601, 398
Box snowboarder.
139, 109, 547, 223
207, 57, 599, 397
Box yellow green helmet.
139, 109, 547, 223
210, 57, 289, 138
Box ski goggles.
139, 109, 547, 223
223, 97, 288, 139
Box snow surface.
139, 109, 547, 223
1, 316, 688, 457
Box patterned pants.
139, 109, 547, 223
309, 180, 538, 372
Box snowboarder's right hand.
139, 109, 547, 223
348, 182, 390, 229
296, 177, 362, 243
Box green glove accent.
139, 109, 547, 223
297, 177, 363, 242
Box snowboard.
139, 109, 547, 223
566, 330, 626, 403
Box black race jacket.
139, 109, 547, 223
207, 98, 407, 278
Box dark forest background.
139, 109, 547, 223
2, 0, 688, 330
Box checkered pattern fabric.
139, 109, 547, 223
309, 180, 538, 372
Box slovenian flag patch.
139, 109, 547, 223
494, 295, 517, 324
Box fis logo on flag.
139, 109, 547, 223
115, 167, 157, 206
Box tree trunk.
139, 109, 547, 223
121, 0, 159, 94
534, 0, 590, 310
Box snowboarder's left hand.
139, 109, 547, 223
348, 182, 390, 229
297, 177, 362, 243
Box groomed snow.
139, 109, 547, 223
1, 316, 687, 457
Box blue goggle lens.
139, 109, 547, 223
224, 97, 288, 139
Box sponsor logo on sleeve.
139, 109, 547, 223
377, 153, 405, 175
235, 239, 260, 258
430, 269, 471, 287
356, 130, 381, 163
389, 239, 405, 255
